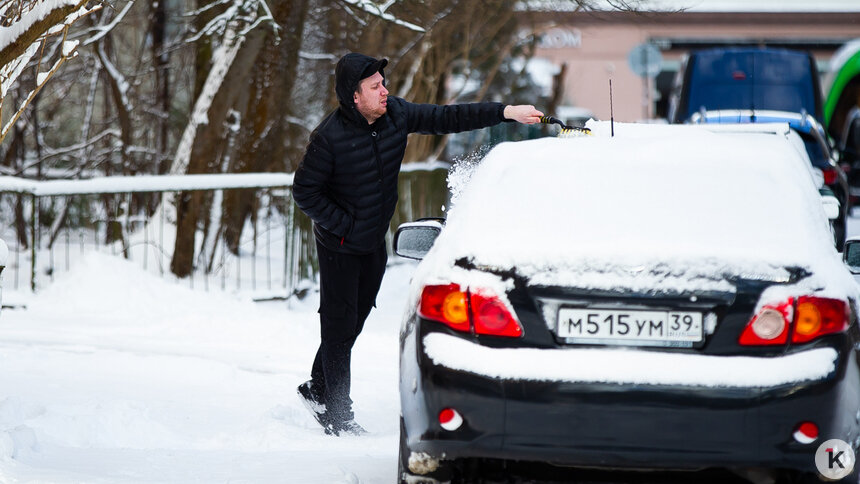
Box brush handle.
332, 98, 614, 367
541, 115, 592, 136
539, 116, 568, 129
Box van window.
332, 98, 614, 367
684, 50, 817, 121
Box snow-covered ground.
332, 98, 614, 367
0, 252, 414, 483
1, 213, 859, 483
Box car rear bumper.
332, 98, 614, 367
401, 331, 860, 473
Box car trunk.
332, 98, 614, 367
506, 268, 807, 358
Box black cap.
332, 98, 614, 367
360, 57, 388, 80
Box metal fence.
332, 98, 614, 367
0, 166, 450, 299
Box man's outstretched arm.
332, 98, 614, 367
403, 99, 545, 135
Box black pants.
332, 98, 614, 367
311, 239, 387, 422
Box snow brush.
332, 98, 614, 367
539, 116, 591, 138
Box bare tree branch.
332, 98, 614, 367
0, 0, 89, 69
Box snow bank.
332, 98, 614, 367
0, 252, 413, 482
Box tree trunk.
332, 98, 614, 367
221, 0, 309, 254
152, 0, 171, 176
170, 23, 268, 278
3, 119, 29, 248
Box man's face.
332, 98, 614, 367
353, 71, 388, 123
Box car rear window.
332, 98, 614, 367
685, 50, 817, 121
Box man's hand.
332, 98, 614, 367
504, 105, 544, 124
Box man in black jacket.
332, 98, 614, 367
293, 52, 543, 436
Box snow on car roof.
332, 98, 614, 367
417, 122, 855, 300
693, 122, 825, 188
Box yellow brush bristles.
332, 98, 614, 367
558, 128, 591, 138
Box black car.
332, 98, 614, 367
394, 125, 860, 484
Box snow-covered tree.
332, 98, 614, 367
0, 0, 99, 144
0, 0, 651, 278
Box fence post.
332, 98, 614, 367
30, 193, 37, 291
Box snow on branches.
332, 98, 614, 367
187, 0, 280, 44
338, 0, 425, 33
0, 0, 100, 144
170, 0, 279, 175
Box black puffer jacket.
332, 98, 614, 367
293, 53, 509, 254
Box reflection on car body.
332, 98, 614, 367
395, 122, 860, 484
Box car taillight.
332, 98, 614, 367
418, 284, 523, 338
822, 167, 839, 185
739, 297, 848, 346
471, 291, 523, 337
792, 296, 848, 343
419, 284, 470, 332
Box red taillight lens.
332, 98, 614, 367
822, 168, 838, 185
471, 291, 523, 337
739, 296, 849, 346
792, 296, 847, 343
418, 284, 523, 338
739, 300, 792, 345
419, 284, 470, 332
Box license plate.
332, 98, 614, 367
557, 308, 703, 347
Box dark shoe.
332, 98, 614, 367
297, 380, 328, 428
325, 417, 367, 437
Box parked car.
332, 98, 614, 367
394, 123, 860, 484
669, 47, 823, 124
690, 109, 851, 250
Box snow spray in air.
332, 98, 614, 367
448, 145, 493, 207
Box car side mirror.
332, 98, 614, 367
843, 238, 860, 274
393, 220, 443, 260
820, 193, 840, 220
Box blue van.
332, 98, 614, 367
669, 48, 824, 124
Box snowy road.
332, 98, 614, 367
0, 253, 412, 483
1, 214, 859, 483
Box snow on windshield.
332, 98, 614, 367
422, 122, 852, 298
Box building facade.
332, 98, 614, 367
529, 4, 860, 122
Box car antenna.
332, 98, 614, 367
609, 79, 615, 137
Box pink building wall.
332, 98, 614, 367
531, 12, 860, 122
